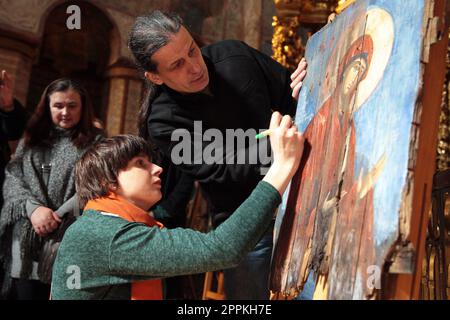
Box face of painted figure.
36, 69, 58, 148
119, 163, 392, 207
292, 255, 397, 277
342, 57, 368, 97
49, 89, 82, 129
338, 55, 369, 115
144, 26, 209, 94
115, 155, 163, 210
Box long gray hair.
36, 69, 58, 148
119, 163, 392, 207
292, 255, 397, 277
128, 10, 183, 138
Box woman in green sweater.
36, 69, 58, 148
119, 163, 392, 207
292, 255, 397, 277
51, 112, 304, 300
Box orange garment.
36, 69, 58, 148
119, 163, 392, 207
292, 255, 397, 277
85, 193, 164, 300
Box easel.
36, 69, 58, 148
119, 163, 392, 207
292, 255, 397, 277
202, 271, 226, 300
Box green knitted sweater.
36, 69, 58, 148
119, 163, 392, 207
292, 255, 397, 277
51, 181, 280, 300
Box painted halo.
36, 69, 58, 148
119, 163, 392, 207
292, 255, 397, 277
353, 7, 394, 110
320, 7, 394, 111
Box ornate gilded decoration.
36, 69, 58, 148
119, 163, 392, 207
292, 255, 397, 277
272, 0, 303, 71
272, 14, 302, 71
272, 0, 337, 71
437, 35, 450, 171
336, 0, 356, 14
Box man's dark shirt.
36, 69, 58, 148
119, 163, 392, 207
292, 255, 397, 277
148, 40, 296, 226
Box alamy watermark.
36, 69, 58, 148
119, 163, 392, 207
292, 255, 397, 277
66, 265, 81, 290
66, 5, 81, 30
366, 265, 381, 290
170, 121, 273, 174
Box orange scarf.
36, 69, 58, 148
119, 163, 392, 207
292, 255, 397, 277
85, 193, 164, 300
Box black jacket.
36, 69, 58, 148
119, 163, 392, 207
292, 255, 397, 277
0, 99, 27, 206
148, 40, 296, 226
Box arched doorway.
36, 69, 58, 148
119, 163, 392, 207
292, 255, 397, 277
27, 0, 114, 122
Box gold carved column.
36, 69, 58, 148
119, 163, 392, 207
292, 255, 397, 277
335, 0, 355, 13
436, 35, 450, 171
272, 0, 303, 72
272, 0, 337, 72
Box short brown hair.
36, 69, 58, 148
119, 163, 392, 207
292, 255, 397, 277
75, 135, 155, 208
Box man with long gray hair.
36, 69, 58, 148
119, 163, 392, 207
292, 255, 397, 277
128, 10, 306, 300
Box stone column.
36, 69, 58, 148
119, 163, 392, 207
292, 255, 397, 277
104, 62, 143, 136
243, 0, 263, 49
